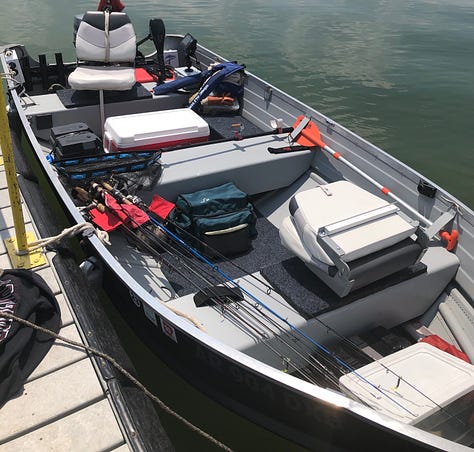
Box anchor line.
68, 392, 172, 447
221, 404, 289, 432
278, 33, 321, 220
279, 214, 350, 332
82, 182, 337, 385
88, 181, 419, 417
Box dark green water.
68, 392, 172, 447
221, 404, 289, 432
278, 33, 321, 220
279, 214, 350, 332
2, 1, 474, 450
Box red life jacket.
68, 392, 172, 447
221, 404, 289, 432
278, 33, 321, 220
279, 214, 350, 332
420, 334, 470, 363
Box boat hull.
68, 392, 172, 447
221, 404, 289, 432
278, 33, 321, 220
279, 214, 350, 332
98, 253, 438, 452
3, 42, 472, 451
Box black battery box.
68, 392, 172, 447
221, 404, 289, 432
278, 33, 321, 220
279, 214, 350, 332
50, 122, 103, 159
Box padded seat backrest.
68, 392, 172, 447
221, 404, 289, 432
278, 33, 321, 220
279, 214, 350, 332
75, 11, 136, 63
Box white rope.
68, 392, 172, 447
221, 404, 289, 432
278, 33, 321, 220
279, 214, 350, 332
0, 72, 19, 86
439, 193, 464, 217
159, 300, 207, 332
27, 222, 110, 252
1, 71, 36, 106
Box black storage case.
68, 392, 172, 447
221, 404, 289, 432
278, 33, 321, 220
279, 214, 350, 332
50, 122, 103, 159
50, 122, 90, 142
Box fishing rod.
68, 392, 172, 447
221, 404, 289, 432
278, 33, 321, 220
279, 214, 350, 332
161, 242, 343, 386
82, 180, 335, 383
106, 177, 359, 372
94, 181, 420, 416
93, 179, 348, 385
161, 250, 343, 385
151, 218, 422, 413
95, 179, 466, 418
94, 179, 458, 413
98, 186, 465, 417
114, 199, 342, 384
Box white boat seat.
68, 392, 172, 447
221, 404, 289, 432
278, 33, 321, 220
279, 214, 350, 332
68, 11, 136, 91
280, 180, 421, 297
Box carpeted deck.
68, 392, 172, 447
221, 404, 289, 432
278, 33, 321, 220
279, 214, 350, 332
261, 258, 427, 318
161, 213, 293, 297
161, 209, 427, 315
56, 83, 152, 108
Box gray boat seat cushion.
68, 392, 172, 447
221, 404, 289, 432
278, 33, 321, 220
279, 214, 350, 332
68, 11, 136, 91
283, 181, 417, 265
280, 181, 421, 296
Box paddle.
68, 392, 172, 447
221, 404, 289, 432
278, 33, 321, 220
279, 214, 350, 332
291, 115, 435, 227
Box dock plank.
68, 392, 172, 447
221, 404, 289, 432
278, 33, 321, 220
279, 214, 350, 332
0, 204, 31, 231
0, 187, 12, 208
28, 323, 88, 382
57, 292, 74, 327
112, 445, 131, 451
0, 171, 8, 189
0, 359, 104, 443
0, 399, 125, 452
34, 265, 62, 295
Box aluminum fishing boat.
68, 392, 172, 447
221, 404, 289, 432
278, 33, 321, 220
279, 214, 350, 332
2, 5, 473, 451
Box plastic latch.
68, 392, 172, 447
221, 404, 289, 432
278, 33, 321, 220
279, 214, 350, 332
417, 180, 437, 198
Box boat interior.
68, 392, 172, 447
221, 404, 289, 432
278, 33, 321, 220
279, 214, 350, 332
4, 10, 474, 445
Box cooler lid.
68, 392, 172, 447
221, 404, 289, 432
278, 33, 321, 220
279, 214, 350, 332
104, 108, 209, 145
339, 342, 474, 425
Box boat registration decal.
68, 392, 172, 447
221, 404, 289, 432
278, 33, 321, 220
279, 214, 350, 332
160, 318, 178, 343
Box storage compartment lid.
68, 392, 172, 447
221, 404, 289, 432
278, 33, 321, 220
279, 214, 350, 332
339, 342, 474, 425
104, 108, 209, 147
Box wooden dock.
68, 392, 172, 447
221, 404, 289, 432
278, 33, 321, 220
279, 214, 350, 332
0, 154, 134, 450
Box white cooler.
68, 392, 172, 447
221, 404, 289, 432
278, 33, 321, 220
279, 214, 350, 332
339, 342, 474, 425
103, 108, 210, 152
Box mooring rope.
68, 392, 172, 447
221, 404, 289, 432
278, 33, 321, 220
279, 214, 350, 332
0, 311, 232, 452
26, 222, 111, 252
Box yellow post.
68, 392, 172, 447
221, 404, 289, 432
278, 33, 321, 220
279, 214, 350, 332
0, 73, 45, 268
